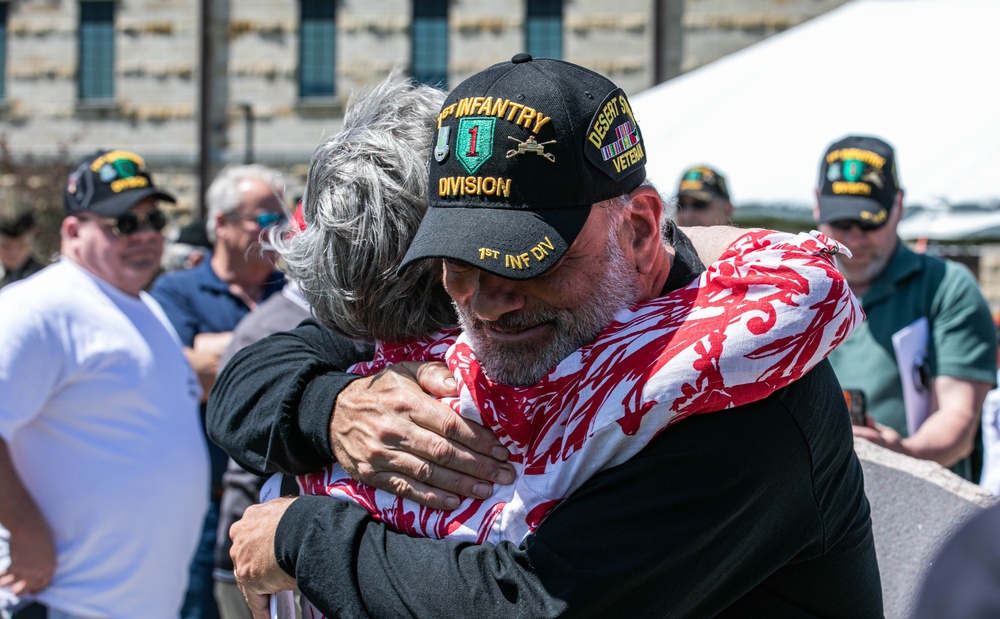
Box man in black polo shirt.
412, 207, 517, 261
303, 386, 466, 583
210, 56, 882, 618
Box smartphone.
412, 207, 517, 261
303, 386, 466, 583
843, 389, 866, 426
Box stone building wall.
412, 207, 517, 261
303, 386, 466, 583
0, 0, 849, 216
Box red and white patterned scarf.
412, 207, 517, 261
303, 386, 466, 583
298, 230, 861, 546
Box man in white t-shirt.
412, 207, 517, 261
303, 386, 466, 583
0, 149, 210, 619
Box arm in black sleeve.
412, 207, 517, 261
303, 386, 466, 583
272, 362, 881, 619
206, 318, 373, 476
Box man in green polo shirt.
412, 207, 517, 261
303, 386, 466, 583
814, 134, 997, 480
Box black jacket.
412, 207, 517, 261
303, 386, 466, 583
206, 228, 882, 618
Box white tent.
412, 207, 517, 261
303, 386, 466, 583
629, 0, 1000, 240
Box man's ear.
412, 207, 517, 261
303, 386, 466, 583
61, 216, 81, 240
812, 188, 822, 224
212, 210, 228, 240
891, 190, 905, 222
625, 185, 663, 275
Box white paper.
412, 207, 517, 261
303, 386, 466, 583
260, 473, 297, 619
892, 317, 930, 435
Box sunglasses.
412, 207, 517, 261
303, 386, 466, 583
80, 209, 168, 237
826, 219, 885, 233
235, 212, 287, 228
677, 198, 710, 211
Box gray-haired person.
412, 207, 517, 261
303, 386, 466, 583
151, 163, 288, 619
211, 56, 880, 618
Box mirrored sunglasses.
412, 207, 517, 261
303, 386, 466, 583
235, 212, 286, 228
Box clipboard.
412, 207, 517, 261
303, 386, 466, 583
891, 317, 930, 435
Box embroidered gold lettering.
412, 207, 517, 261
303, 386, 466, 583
437, 104, 457, 128
505, 102, 525, 122
505, 253, 531, 269
110, 176, 150, 192
447, 98, 552, 134
832, 181, 872, 196
826, 149, 886, 170
91, 150, 146, 171
438, 177, 512, 198
860, 210, 888, 224
476, 97, 494, 115
611, 142, 644, 173
479, 248, 500, 260
489, 98, 510, 119
530, 236, 555, 262
532, 114, 551, 133
588, 98, 620, 148
515, 106, 536, 129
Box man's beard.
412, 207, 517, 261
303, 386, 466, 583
454, 237, 642, 386
835, 248, 890, 291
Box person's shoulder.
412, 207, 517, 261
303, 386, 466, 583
1, 262, 101, 324
151, 263, 203, 289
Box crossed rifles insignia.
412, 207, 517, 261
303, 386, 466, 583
506, 135, 556, 162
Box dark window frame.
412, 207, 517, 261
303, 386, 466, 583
412, 0, 448, 89
298, 0, 336, 99
78, 1, 115, 102
525, 0, 563, 60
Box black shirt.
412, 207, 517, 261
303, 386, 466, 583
206, 228, 882, 618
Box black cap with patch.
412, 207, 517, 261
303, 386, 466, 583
400, 53, 647, 280
817, 135, 900, 228
676, 165, 730, 202
64, 149, 176, 218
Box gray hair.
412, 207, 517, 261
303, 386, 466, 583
205, 164, 286, 243
600, 179, 671, 236
271, 69, 453, 342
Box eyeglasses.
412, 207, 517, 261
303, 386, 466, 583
826, 219, 885, 233
677, 198, 710, 211
79, 210, 168, 237
234, 212, 287, 228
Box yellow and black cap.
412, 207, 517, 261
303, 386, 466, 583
817, 135, 900, 228
400, 53, 647, 280
64, 149, 175, 218
676, 165, 730, 202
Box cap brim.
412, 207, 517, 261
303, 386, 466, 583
816, 194, 887, 225
677, 189, 716, 202
87, 187, 176, 218
398, 204, 592, 281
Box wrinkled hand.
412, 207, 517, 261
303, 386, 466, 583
230, 498, 298, 619
0, 516, 56, 596
852, 415, 905, 454
332, 361, 515, 510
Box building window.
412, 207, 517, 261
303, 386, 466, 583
526, 0, 562, 60
299, 0, 336, 98
412, 0, 448, 89
78, 2, 115, 101
0, 3, 8, 101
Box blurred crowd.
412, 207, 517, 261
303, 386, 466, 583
2, 56, 999, 619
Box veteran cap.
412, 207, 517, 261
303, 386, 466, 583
399, 53, 647, 280
676, 165, 730, 202
64, 149, 176, 218
817, 135, 900, 228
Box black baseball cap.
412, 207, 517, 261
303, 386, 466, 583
676, 165, 730, 202
399, 53, 647, 280
64, 149, 176, 218
817, 135, 900, 227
